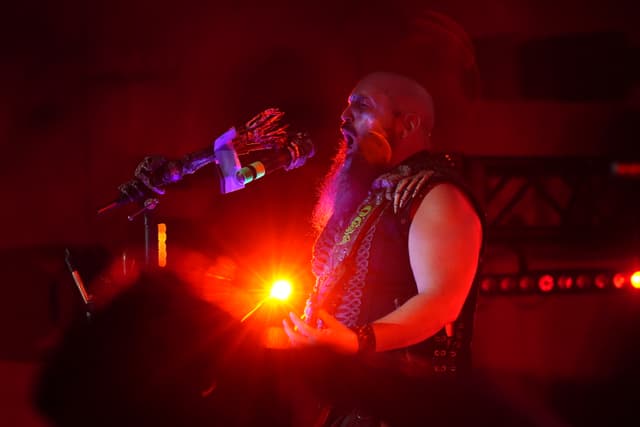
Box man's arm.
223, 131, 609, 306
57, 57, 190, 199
283, 183, 482, 354
370, 183, 482, 351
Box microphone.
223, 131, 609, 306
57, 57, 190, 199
96, 108, 313, 215
232, 131, 315, 187
96, 129, 315, 214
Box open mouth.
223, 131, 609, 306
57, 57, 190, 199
340, 127, 355, 148
345, 134, 354, 148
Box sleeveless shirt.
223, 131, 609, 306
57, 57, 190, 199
306, 151, 485, 376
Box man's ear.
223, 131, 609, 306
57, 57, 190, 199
402, 113, 421, 137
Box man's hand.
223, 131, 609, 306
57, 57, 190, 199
282, 310, 359, 355
372, 169, 434, 214
117, 179, 154, 203
133, 155, 173, 195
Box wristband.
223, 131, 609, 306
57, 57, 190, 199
351, 323, 376, 355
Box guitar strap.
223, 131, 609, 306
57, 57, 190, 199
305, 192, 389, 328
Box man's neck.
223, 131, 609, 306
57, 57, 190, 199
389, 136, 429, 167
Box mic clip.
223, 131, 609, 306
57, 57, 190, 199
213, 127, 245, 194
127, 197, 160, 222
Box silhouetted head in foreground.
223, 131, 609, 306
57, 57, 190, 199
33, 269, 291, 427
34, 268, 538, 427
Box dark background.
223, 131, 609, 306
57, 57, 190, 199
1, 1, 639, 425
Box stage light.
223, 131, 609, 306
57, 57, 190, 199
557, 275, 574, 290
518, 276, 536, 292
575, 274, 592, 289
499, 277, 517, 292
270, 279, 292, 301
479, 277, 497, 293
594, 274, 609, 289
613, 273, 626, 289
480, 269, 639, 296
157, 223, 167, 268
631, 271, 640, 289
538, 274, 554, 292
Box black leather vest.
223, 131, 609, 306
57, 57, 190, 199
311, 151, 485, 376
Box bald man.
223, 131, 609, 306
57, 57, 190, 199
283, 72, 485, 427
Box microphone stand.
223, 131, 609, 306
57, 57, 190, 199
96, 109, 313, 270
144, 212, 152, 268
126, 197, 159, 268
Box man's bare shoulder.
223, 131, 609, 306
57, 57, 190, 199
412, 182, 481, 228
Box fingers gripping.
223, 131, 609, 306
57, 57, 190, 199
283, 312, 321, 347
393, 170, 434, 213
118, 180, 150, 201
134, 156, 168, 195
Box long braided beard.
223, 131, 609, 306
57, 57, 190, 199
311, 139, 385, 235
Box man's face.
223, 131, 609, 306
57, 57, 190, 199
339, 81, 399, 168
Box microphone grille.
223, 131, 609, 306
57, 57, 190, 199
285, 132, 315, 170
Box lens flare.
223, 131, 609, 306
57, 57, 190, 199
270, 279, 292, 301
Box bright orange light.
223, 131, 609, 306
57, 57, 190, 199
576, 274, 591, 289
157, 223, 167, 268
631, 271, 640, 289
262, 326, 290, 349
480, 277, 497, 293
270, 279, 292, 301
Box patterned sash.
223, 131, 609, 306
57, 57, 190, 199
304, 192, 389, 328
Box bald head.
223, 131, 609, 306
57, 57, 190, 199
357, 72, 435, 137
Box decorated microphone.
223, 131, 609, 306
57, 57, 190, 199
234, 132, 314, 186
214, 109, 314, 193
97, 108, 314, 214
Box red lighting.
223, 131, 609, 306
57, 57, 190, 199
519, 276, 535, 292
480, 277, 497, 293
538, 275, 554, 292
611, 162, 640, 176
631, 271, 640, 289
557, 275, 574, 290
613, 273, 626, 289
263, 326, 290, 349
594, 274, 609, 289
576, 274, 592, 289
499, 277, 516, 292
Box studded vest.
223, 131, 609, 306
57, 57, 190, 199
305, 151, 485, 376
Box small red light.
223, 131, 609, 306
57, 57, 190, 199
613, 273, 626, 289
480, 277, 497, 293
157, 223, 167, 268
557, 275, 574, 290
519, 276, 535, 292
594, 274, 609, 289
576, 274, 592, 289
538, 275, 554, 292
499, 277, 516, 292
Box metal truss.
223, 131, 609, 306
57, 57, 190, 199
460, 156, 640, 246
